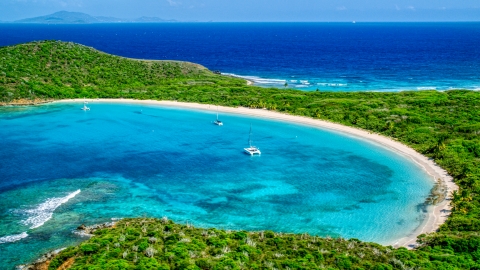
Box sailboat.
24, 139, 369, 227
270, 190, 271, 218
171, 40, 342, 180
244, 125, 261, 155
213, 107, 223, 126
81, 98, 90, 111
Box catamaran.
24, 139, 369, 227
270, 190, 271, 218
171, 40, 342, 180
213, 107, 223, 126
244, 125, 261, 155
81, 98, 90, 111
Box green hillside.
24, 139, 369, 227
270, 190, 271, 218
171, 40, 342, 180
46, 218, 469, 270
0, 40, 246, 103
2, 41, 480, 269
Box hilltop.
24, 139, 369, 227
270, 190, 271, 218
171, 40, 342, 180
0, 40, 245, 104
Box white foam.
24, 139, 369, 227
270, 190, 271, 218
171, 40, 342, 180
221, 73, 260, 81
222, 73, 286, 84
316, 83, 348, 87
222, 73, 353, 88
21, 190, 81, 229
0, 232, 28, 244
256, 79, 287, 84
417, 87, 437, 90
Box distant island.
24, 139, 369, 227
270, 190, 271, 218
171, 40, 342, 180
8, 11, 177, 24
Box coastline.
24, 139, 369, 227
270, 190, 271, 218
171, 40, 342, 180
18, 222, 116, 270
50, 98, 457, 248
0, 98, 54, 106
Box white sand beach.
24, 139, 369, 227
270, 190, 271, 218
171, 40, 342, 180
55, 98, 458, 248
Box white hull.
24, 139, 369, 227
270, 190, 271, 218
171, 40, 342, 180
214, 120, 223, 126
244, 147, 261, 155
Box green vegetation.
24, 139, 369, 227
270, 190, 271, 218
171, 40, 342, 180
2, 41, 480, 269
47, 218, 479, 269
0, 40, 246, 102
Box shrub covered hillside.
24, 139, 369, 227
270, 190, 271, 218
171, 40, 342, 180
0, 40, 246, 101
48, 218, 476, 269
2, 41, 480, 269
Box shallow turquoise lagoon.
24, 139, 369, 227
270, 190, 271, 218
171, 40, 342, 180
0, 103, 433, 268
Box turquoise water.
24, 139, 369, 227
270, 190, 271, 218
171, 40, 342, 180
0, 103, 433, 268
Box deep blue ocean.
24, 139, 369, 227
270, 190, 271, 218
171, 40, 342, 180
0, 22, 479, 91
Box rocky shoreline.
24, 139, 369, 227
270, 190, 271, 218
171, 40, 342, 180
0, 98, 55, 106
16, 222, 116, 270
75, 221, 116, 236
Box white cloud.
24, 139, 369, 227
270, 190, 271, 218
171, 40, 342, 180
407, 6, 415, 11
395, 4, 400, 11
337, 6, 346, 11
166, 0, 180, 6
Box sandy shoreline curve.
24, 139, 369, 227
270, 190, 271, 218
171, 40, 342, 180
53, 98, 458, 248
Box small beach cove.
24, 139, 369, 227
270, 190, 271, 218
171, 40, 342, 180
0, 99, 457, 268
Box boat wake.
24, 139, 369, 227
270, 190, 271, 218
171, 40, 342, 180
0, 232, 28, 244
20, 190, 81, 229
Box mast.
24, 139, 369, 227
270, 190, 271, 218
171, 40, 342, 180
248, 124, 253, 147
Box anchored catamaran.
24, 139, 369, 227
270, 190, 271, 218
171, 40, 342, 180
244, 125, 261, 155
81, 98, 90, 111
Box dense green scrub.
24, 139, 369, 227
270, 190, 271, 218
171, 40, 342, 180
0, 40, 246, 102
2, 41, 480, 269
47, 218, 477, 270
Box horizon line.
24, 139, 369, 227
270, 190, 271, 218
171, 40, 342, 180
2, 21, 480, 23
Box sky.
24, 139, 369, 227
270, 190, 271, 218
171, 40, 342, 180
1, 0, 479, 22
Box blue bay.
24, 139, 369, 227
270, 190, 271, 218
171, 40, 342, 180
0, 103, 434, 268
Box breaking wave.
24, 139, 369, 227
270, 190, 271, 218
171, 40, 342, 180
221, 73, 480, 92
222, 73, 286, 85
0, 232, 28, 244
21, 190, 81, 229
417, 87, 437, 90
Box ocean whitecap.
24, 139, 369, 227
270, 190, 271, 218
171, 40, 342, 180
417, 87, 437, 90
0, 232, 28, 244
21, 190, 81, 229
